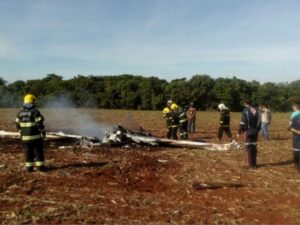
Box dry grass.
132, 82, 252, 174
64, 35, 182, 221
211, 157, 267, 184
0, 109, 299, 224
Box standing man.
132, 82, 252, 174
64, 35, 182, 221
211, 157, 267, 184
238, 100, 261, 169
288, 100, 300, 171
162, 107, 172, 138
178, 106, 188, 140
169, 103, 180, 140
186, 103, 196, 133
217, 103, 232, 140
16, 94, 46, 172
171, 103, 188, 140
260, 104, 272, 141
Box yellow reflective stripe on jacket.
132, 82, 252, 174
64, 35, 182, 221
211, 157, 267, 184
35, 161, 45, 166
180, 119, 187, 123
20, 122, 37, 127
25, 162, 34, 167
35, 116, 43, 122
16, 118, 20, 123
180, 112, 185, 117
21, 134, 41, 141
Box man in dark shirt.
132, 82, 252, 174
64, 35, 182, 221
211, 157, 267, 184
171, 103, 188, 140
289, 100, 300, 171
238, 100, 261, 169
187, 103, 197, 133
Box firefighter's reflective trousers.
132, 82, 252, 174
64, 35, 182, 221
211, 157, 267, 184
244, 128, 259, 168
23, 139, 45, 171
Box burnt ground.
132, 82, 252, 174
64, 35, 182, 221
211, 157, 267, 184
0, 110, 300, 224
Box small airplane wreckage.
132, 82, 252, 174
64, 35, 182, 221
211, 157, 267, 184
0, 125, 240, 151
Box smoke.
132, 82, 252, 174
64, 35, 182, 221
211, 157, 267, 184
43, 96, 113, 139
43, 95, 74, 108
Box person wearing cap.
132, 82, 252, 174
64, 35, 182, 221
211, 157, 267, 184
238, 100, 261, 169
217, 103, 232, 140
288, 99, 300, 171
186, 103, 197, 133
16, 94, 46, 172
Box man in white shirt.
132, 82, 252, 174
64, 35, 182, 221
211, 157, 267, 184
260, 104, 272, 141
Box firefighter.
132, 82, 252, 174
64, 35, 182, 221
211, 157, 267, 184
171, 103, 188, 140
16, 94, 46, 172
217, 103, 232, 140
162, 107, 172, 138
167, 100, 173, 109
179, 106, 188, 140
237, 100, 261, 169
169, 103, 180, 140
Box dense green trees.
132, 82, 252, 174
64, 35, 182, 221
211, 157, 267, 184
0, 74, 298, 111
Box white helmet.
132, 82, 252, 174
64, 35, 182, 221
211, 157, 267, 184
167, 100, 173, 105
218, 103, 226, 110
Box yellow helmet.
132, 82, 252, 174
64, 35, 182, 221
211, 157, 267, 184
163, 107, 170, 114
24, 94, 36, 104
171, 103, 178, 110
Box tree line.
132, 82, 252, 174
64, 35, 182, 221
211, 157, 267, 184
0, 74, 299, 112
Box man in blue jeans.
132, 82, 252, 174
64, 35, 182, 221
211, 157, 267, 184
260, 104, 272, 140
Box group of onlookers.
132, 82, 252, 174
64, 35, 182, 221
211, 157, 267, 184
217, 103, 272, 141
163, 99, 300, 171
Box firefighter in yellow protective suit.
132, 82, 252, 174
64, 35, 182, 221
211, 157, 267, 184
171, 103, 188, 140
16, 94, 46, 172
162, 107, 172, 138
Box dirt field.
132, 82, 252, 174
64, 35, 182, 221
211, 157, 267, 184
0, 109, 299, 224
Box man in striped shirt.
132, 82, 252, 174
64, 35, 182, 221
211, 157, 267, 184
16, 94, 46, 172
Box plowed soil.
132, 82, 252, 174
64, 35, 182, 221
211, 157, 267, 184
0, 109, 299, 224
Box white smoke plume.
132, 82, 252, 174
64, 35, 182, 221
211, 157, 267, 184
43, 96, 113, 139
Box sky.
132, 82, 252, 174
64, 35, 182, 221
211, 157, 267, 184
0, 0, 300, 83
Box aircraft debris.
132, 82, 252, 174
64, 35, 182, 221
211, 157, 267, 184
0, 126, 240, 151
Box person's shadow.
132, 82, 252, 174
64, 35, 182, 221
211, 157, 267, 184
258, 160, 293, 168
46, 161, 118, 171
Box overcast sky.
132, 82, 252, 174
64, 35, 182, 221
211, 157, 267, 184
0, 0, 300, 83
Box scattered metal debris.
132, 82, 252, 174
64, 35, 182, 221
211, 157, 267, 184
0, 164, 5, 170
103, 126, 240, 151
192, 182, 244, 190
74, 136, 101, 149
0, 126, 241, 151
58, 146, 74, 149
157, 159, 169, 163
